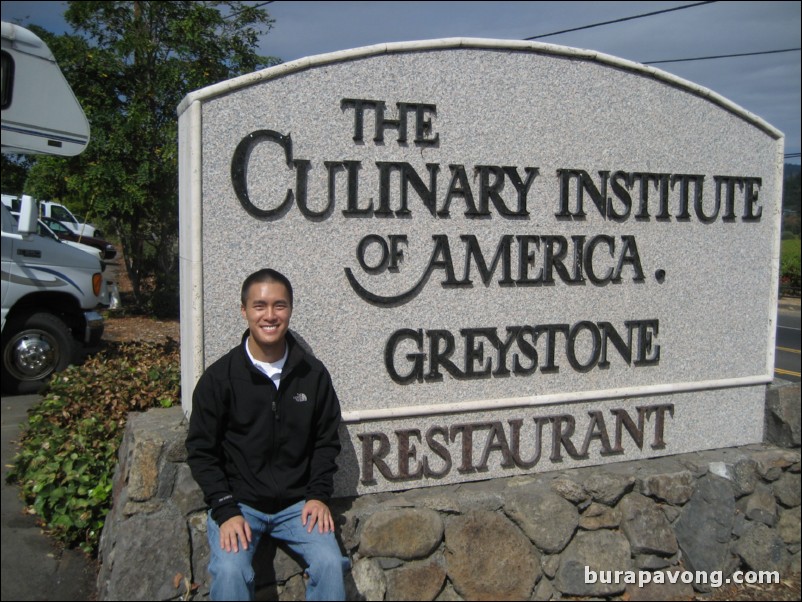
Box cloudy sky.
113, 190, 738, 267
3, 1, 800, 163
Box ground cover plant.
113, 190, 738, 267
6, 339, 180, 555
780, 238, 801, 295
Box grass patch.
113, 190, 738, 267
781, 239, 801, 294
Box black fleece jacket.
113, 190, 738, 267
186, 331, 342, 525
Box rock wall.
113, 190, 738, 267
97, 380, 801, 600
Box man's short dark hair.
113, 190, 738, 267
241, 269, 294, 307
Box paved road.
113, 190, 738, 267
775, 303, 801, 383
1, 394, 97, 601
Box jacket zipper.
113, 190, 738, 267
272, 378, 282, 422
271, 382, 283, 499
273, 360, 295, 422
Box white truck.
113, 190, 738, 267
2, 195, 103, 239
1, 21, 107, 393
40, 200, 103, 239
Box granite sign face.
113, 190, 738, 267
178, 39, 783, 495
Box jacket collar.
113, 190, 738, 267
239, 329, 306, 376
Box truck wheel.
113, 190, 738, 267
1, 312, 78, 394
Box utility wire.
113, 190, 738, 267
645, 47, 801, 65
520, 3, 797, 78
245, 2, 794, 70
244, 2, 798, 154
223, 1, 274, 21
524, 1, 716, 41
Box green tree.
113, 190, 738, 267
0, 154, 34, 196
24, 2, 278, 313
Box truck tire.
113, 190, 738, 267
1, 312, 78, 394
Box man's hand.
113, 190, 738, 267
302, 499, 334, 534
219, 515, 252, 553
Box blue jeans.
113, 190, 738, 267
207, 501, 348, 601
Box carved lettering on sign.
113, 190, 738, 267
384, 319, 660, 383
357, 404, 675, 484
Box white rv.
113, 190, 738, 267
1, 21, 90, 156
1, 22, 106, 393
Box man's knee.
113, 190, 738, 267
307, 544, 346, 578
211, 549, 255, 581
209, 552, 255, 601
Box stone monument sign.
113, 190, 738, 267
178, 39, 783, 496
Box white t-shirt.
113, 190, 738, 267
245, 338, 288, 390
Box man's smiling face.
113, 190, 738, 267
241, 280, 293, 362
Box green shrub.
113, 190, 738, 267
149, 282, 180, 319
6, 340, 180, 555
780, 239, 801, 294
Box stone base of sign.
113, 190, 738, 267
96, 381, 800, 601
765, 379, 802, 448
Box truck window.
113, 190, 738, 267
0, 50, 12, 109
1, 203, 17, 232
50, 205, 77, 225
44, 218, 70, 235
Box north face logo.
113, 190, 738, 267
293, 393, 308, 402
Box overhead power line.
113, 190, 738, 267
524, 1, 716, 41
223, 1, 274, 21
520, 3, 798, 73
644, 47, 801, 65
